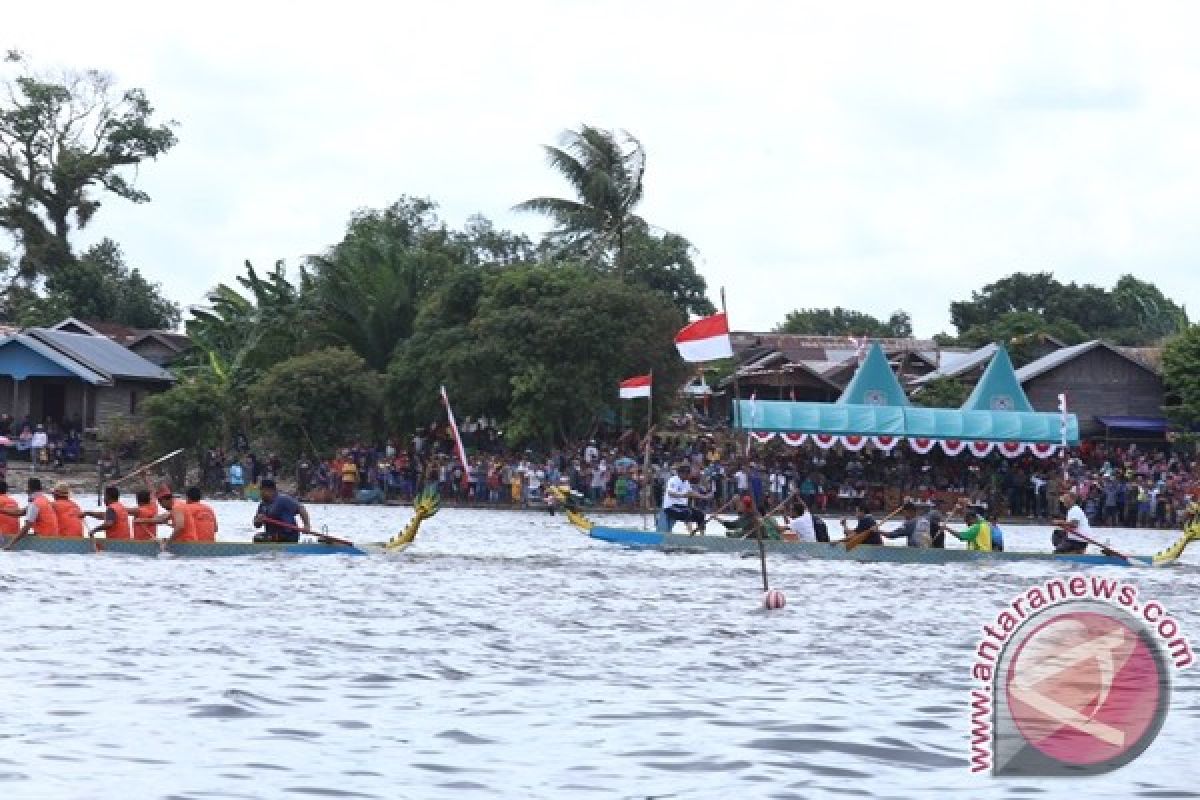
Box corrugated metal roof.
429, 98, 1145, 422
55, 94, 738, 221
913, 343, 998, 385
1013, 341, 1102, 384
27, 328, 174, 382
0, 333, 109, 384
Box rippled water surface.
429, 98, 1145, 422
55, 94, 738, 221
1, 501, 1197, 799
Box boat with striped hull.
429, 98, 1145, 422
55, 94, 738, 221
0, 536, 366, 557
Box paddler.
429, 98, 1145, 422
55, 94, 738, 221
879, 501, 933, 548
1050, 491, 1090, 554
840, 505, 882, 546
0, 480, 21, 541
16, 477, 59, 538
252, 478, 311, 543
167, 486, 218, 543
50, 483, 85, 538
131, 489, 160, 540
944, 508, 993, 551
662, 463, 712, 535
82, 486, 133, 539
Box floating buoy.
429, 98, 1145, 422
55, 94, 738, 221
763, 589, 786, 610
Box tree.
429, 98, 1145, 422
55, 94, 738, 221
948, 272, 1187, 345
775, 306, 912, 338
0, 53, 177, 278
143, 380, 226, 481
388, 264, 687, 445
306, 198, 455, 371
514, 125, 645, 275
954, 311, 1088, 367
1163, 326, 1200, 429
248, 347, 382, 458
621, 222, 715, 317
911, 376, 968, 408
6, 238, 179, 328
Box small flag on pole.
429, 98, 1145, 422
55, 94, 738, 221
440, 385, 470, 475
675, 312, 733, 362
619, 374, 653, 399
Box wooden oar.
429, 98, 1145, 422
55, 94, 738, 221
841, 506, 905, 551
109, 449, 186, 489
260, 516, 352, 547
696, 495, 739, 533
744, 491, 798, 591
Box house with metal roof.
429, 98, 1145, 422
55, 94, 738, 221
0, 328, 175, 433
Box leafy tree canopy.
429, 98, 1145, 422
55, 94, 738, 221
911, 376, 969, 409
948, 272, 1187, 346
776, 306, 912, 338
0, 52, 177, 278
1163, 326, 1200, 429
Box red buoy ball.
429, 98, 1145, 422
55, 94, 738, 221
763, 589, 786, 610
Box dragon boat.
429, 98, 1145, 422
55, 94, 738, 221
558, 499, 1200, 569
0, 489, 441, 559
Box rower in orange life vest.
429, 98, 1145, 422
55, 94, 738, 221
15, 478, 59, 538
130, 489, 160, 540
82, 486, 133, 539
50, 483, 85, 537
0, 480, 22, 541
164, 486, 219, 543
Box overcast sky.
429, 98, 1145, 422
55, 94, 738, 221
6, 1, 1199, 336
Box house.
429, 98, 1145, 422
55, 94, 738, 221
0, 327, 175, 432
51, 317, 192, 366
1014, 341, 1165, 440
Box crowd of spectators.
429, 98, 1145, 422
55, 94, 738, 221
195, 416, 1200, 531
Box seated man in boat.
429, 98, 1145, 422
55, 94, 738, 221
785, 499, 818, 542
717, 491, 756, 537
50, 483, 85, 538
12, 478, 59, 538
167, 486, 219, 543
840, 505, 881, 546
82, 486, 133, 539
879, 502, 932, 548
1050, 491, 1090, 554
662, 464, 711, 535
253, 478, 311, 543
944, 508, 993, 551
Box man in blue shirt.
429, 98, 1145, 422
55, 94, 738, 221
253, 478, 312, 543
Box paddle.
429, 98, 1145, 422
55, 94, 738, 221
841, 506, 905, 551
259, 516, 352, 547
109, 448, 186, 488
743, 491, 797, 592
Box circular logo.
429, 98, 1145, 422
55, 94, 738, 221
863, 389, 886, 406
990, 395, 1014, 411
1003, 606, 1169, 771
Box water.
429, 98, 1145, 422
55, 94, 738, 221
0, 502, 1197, 799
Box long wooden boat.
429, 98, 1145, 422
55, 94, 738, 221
562, 506, 1200, 568
0, 488, 442, 559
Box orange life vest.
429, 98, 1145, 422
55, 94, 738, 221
106, 501, 132, 540
132, 503, 159, 540
0, 494, 19, 536
52, 498, 84, 538
30, 494, 59, 536
177, 501, 217, 542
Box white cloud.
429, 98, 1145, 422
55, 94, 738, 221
5, 0, 1199, 334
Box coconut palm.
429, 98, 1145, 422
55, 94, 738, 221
514, 125, 646, 276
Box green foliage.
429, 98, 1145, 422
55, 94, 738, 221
1163, 326, 1200, 429
248, 347, 383, 459
948, 272, 1187, 346
0, 54, 177, 278
911, 376, 968, 408
776, 307, 912, 338
7, 239, 179, 328
622, 222, 715, 317
143, 380, 226, 471
515, 125, 646, 273
388, 263, 686, 446
954, 311, 1088, 367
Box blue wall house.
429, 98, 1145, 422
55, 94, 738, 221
0, 328, 175, 432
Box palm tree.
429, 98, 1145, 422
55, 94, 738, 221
514, 125, 646, 276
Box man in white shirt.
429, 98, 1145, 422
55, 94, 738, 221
1051, 490, 1092, 554
663, 464, 711, 535
787, 499, 818, 542
584, 441, 599, 465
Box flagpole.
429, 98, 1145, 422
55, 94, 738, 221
721, 287, 744, 458
643, 369, 654, 515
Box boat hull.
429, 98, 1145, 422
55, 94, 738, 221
588, 526, 1152, 567
0, 535, 366, 557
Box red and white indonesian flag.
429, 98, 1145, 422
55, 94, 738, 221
619, 374, 652, 399
440, 385, 470, 475
674, 312, 733, 362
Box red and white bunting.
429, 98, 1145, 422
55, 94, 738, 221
908, 437, 936, 454
841, 434, 867, 451
940, 439, 967, 456
997, 441, 1025, 458
781, 433, 809, 447
674, 312, 733, 362
748, 431, 775, 444
618, 374, 652, 399
1029, 443, 1060, 459
812, 433, 837, 450
872, 435, 900, 452
967, 440, 994, 458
